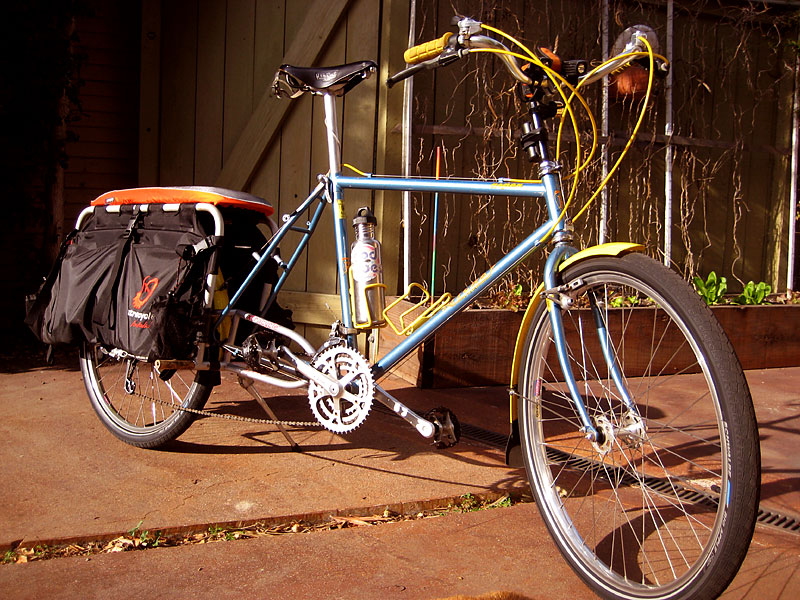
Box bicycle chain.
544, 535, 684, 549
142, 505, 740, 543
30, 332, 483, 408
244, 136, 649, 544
137, 389, 502, 448
133, 389, 324, 428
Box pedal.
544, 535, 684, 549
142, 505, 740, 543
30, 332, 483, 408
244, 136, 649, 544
425, 406, 461, 449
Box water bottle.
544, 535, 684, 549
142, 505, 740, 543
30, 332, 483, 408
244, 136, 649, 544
350, 207, 386, 328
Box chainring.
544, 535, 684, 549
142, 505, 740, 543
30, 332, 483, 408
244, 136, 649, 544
308, 345, 374, 434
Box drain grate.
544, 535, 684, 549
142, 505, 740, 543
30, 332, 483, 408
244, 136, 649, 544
756, 508, 800, 534
460, 423, 509, 448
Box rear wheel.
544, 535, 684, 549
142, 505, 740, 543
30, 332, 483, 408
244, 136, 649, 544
80, 342, 212, 448
517, 253, 760, 600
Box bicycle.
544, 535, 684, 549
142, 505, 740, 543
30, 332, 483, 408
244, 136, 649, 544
75, 16, 759, 600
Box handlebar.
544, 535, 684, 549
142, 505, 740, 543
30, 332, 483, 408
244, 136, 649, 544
387, 17, 667, 90
387, 30, 532, 89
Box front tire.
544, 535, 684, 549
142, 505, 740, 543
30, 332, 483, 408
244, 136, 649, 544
518, 253, 759, 600
80, 342, 212, 448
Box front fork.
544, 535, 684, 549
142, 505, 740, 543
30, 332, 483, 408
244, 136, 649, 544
542, 244, 640, 444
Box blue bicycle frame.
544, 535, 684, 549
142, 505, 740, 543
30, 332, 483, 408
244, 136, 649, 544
215, 91, 633, 441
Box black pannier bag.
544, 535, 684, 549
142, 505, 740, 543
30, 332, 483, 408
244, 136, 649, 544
26, 186, 286, 360
26, 203, 218, 360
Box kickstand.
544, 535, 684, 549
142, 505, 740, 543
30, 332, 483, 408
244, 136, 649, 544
238, 376, 300, 451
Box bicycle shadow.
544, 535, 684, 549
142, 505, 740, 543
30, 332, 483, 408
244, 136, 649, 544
161, 393, 530, 494
588, 499, 800, 596
753, 409, 800, 511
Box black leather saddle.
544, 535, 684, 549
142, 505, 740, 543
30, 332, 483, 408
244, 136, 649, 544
272, 60, 377, 98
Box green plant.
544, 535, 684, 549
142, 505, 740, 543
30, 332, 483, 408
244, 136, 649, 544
693, 272, 727, 305
3, 550, 17, 564
487, 494, 512, 509
208, 524, 223, 536
489, 282, 527, 311
610, 294, 641, 308
458, 493, 480, 512
730, 280, 771, 305
127, 520, 144, 537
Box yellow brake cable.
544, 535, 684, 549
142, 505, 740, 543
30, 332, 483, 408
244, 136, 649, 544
480, 24, 662, 228
572, 38, 657, 223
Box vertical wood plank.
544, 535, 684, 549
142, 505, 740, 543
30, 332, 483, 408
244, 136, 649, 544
138, 0, 161, 186
194, 0, 226, 184
305, 15, 347, 295
249, 0, 286, 207
223, 0, 256, 166
437, 0, 471, 292
342, 0, 379, 217
254, 0, 285, 100
278, 3, 314, 293
375, 0, 411, 294
159, 0, 198, 184
764, 44, 794, 289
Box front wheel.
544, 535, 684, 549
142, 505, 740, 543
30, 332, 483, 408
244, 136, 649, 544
517, 253, 759, 600
80, 343, 213, 448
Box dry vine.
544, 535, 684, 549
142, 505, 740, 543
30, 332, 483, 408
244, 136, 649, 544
408, 0, 799, 298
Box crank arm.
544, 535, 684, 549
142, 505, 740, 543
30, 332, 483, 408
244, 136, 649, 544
281, 347, 342, 396
374, 385, 435, 439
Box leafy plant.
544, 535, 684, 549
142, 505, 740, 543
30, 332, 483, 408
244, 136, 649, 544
458, 493, 480, 512
127, 520, 144, 537
489, 283, 527, 311
730, 280, 771, 305
693, 272, 727, 305
610, 294, 641, 308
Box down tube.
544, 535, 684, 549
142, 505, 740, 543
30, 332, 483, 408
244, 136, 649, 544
372, 218, 557, 379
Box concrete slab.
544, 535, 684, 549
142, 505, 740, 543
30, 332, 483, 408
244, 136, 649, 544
744, 369, 800, 521
0, 356, 523, 547
0, 352, 798, 599
0, 503, 796, 600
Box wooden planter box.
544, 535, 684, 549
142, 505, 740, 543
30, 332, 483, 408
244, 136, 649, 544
378, 302, 800, 388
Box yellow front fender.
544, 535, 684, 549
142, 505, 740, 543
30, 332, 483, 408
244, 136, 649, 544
508, 242, 644, 421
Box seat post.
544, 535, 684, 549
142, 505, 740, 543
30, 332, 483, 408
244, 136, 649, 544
322, 90, 356, 337
323, 93, 342, 175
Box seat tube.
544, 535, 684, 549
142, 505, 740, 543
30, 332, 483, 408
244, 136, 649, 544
323, 93, 355, 333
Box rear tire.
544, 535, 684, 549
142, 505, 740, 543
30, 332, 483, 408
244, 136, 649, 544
80, 342, 212, 448
517, 253, 760, 599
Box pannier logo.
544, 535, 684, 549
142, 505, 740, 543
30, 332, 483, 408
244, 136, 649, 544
132, 276, 159, 309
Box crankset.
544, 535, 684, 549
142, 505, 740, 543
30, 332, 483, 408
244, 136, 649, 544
307, 345, 374, 433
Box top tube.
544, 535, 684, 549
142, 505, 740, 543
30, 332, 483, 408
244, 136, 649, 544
334, 174, 548, 199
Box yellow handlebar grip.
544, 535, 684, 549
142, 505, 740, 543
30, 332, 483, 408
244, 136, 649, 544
403, 32, 453, 65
